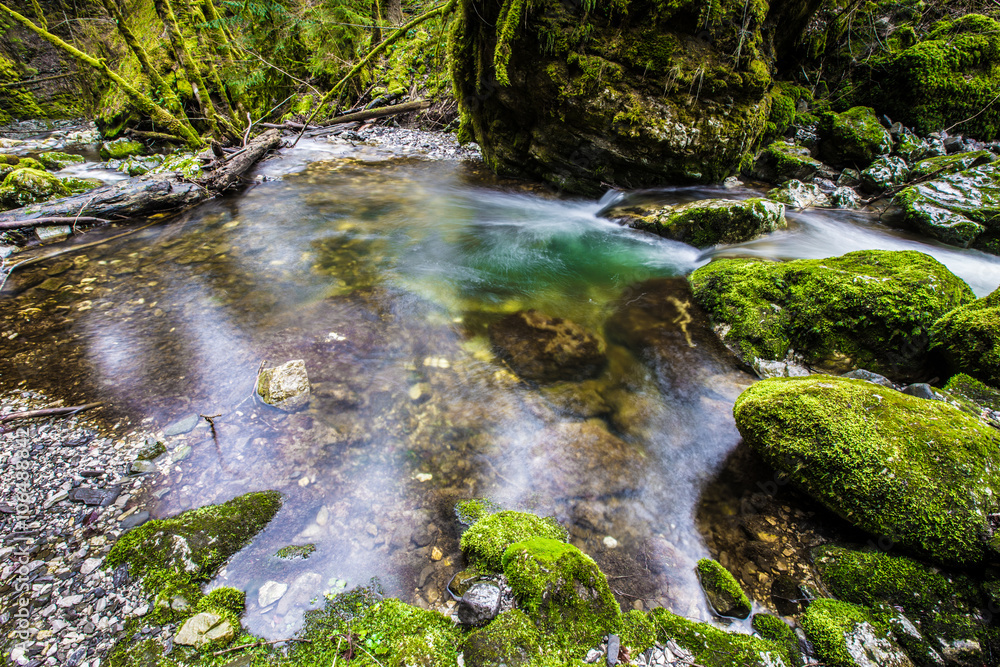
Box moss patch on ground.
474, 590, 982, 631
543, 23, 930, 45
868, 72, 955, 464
689, 250, 974, 380
734, 375, 1000, 566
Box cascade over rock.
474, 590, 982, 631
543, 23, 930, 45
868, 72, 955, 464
450, 0, 824, 194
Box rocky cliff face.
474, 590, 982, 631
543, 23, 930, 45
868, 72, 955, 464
450, 0, 823, 194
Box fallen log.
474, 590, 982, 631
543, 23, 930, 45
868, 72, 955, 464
0, 129, 282, 225
304, 101, 430, 137
305, 122, 359, 138
0, 216, 110, 230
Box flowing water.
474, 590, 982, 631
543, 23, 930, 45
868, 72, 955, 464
2, 140, 999, 639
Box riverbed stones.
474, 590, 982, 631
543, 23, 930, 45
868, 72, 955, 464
458, 581, 502, 626
734, 375, 1000, 565
689, 250, 975, 380
258, 580, 288, 607
100, 139, 144, 161
930, 287, 1000, 385
892, 161, 1000, 253
257, 359, 311, 411
608, 198, 786, 247
818, 107, 893, 169
488, 310, 605, 383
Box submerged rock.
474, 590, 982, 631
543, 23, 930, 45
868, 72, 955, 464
818, 107, 893, 169
689, 250, 974, 380
931, 287, 1000, 386
696, 558, 751, 619
451, 0, 820, 193
734, 376, 1000, 566
257, 359, 311, 411
609, 198, 786, 247
488, 310, 605, 383
529, 419, 644, 499
892, 162, 1000, 253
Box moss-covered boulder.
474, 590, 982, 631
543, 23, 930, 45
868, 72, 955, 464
931, 287, 1000, 386
463, 609, 541, 667
149, 152, 202, 179
801, 599, 915, 667
813, 545, 987, 663
105, 491, 282, 591
460, 510, 567, 572
611, 198, 786, 247
0, 156, 47, 179
60, 176, 103, 196
859, 14, 1000, 141
734, 376, 1000, 565
0, 167, 70, 209
501, 538, 620, 648
943, 373, 1000, 413
893, 162, 1000, 253
649, 608, 798, 667
100, 139, 145, 161
37, 151, 85, 171
689, 250, 974, 380
752, 614, 804, 666
696, 558, 751, 619
767, 179, 830, 208
751, 141, 825, 183
451, 0, 822, 194
910, 151, 998, 181
818, 107, 893, 169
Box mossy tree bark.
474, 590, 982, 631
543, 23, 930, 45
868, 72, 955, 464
99, 0, 187, 117
152, 0, 220, 134
0, 2, 203, 147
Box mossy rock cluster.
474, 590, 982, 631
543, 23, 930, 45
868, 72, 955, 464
800, 599, 913, 667
733, 375, 1000, 566
451, 0, 821, 194
0, 167, 70, 209
893, 161, 1000, 254
931, 287, 1000, 385
689, 249, 974, 380
610, 198, 786, 248
818, 106, 892, 169
909, 150, 998, 181
751, 141, 825, 182
37, 151, 86, 170
648, 608, 800, 667
859, 14, 1000, 141
100, 139, 146, 161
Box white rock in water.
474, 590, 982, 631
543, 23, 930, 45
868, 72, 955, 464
174, 612, 234, 648
258, 580, 288, 607
603, 536, 619, 549
257, 359, 311, 411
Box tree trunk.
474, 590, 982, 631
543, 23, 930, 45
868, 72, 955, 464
152, 0, 220, 134
385, 0, 403, 25
0, 2, 203, 147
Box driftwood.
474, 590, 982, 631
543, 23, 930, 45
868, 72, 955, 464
0, 216, 110, 230
0, 129, 282, 227
305, 121, 359, 138
304, 100, 430, 136
0, 402, 102, 424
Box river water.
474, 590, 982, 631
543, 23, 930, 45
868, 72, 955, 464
2, 139, 999, 638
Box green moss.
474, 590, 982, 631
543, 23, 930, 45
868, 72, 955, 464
619, 609, 655, 654
944, 373, 1000, 412
910, 151, 998, 181
0, 54, 43, 122
149, 153, 203, 179
37, 152, 85, 170
752, 614, 803, 666
755, 141, 823, 182
463, 609, 541, 667
136, 439, 167, 460
620, 198, 786, 248
813, 545, 985, 649
60, 176, 103, 196
690, 250, 973, 378
196, 586, 246, 622
931, 288, 1000, 385
105, 491, 282, 593
460, 510, 567, 572
734, 376, 1000, 565
800, 599, 895, 667
696, 558, 751, 618
455, 498, 502, 526
501, 538, 620, 650
100, 139, 146, 161
818, 106, 892, 168
649, 608, 796, 667
861, 14, 1000, 140
0, 168, 70, 209
275, 543, 316, 559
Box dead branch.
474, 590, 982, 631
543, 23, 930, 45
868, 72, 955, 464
0, 402, 102, 424
0, 216, 111, 230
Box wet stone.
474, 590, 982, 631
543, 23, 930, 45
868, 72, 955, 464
458, 581, 501, 626
67, 485, 120, 506
120, 511, 150, 530
163, 414, 199, 436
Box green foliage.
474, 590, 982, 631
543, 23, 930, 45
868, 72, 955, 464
734, 375, 1000, 565
689, 250, 975, 379
459, 510, 568, 572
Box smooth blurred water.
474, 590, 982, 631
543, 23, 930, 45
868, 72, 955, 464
1, 148, 997, 639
